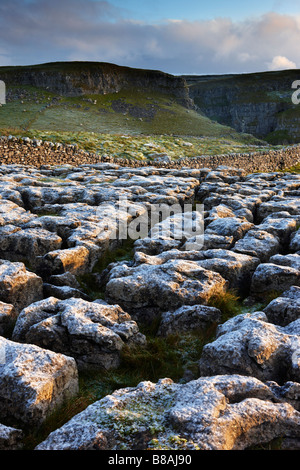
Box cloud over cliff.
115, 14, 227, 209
0, 0, 299, 74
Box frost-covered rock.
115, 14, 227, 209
264, 286, 300, 326
0, 260, 43, 312
35, 375, 300, 450
157, 304, 222, 336
0, 336, 78, 426
12, 297, 146, 370
0, 301, 17, 336
0, 423, 23, 450
251, 263, 300, 296
199, 312, 300, 383
105, 258, 227, 322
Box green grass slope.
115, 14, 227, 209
184, 69, 300, 144
0, 62, 274, 159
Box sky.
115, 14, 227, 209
0, 0, 299, 75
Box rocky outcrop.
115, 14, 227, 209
199, 312, 300, 383
264, 286, 300, 326
0, 62, 192, 105
35, 375, 300, 450
0, 260, 43, 312
0, 336, 78, 427
0, 161, 298, 450
184, 69, 300, 143
12, 297, 146, 370
0, 424, 23, 450
105, 259, 227, 323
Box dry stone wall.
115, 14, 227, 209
0, 135, 300, 172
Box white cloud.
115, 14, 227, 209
268, 55, 297, 71
0, 3, 299, 74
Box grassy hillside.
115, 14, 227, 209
184, 69, 300, 144
0, 62, 275, 159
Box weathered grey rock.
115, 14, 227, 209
264, 286, 300, 326
290, 229, 300, 252
205, 216, 254, 243
202, 233, 235, 250
133, 236, 181, 255
0, 199, 36, 226
133, 248, 260, 293
0, 260, 43, 312
36, 246, 90, 277
48, 271, 81, 289
251, 263, 300, 296
133, 210, 204, 254
0, 423, 23, 450
0, 301, 17, 336
0, 336, 78, 426
204, 204, 236, 227
105, 258, 227, 322
0, 227, 62, 263
199, 312, 300, 383
157, 304, 222, 337
188, 249, 260, 293
253, 217, 297, 247
257, 197, 300, 222
24, 214, 81, 240
269, 253, 300, 270
233, 230, 280, 262
42, 283, 91, 301
12, 297, 146, 370
35, 375, 300, 450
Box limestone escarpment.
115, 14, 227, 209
184, 69, 300, 143
0, 61, 193, 107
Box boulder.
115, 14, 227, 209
0, 423, 23, 450
105, 259, 227, 323
233, 230, 280, 262
35, 375, 300, 450
12, 297, 146, 370
157, 304, 222, 337
270, 253, 300, 271
251, 263, 300, 297
0, 227, 62, 263
0, 301, 17, 336
199, 312, 300, 383
290, 229, 300, 252
0, 336, 78, 427
257, 197, 300, 222
0, 199, 35, 226
0, 260, 43, 312
204, 204, 236, 227
205, 216, 254, 244
264, 286, 300, 326
133, 237, 181, 255
36, 246, 90, 278
134, 248, 260, 294
253, 217, 297, 247
42, 283, 90, 301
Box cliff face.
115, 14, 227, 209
1, 62, 299, 144
0, 61, 193, 107
184, 70, 300, 144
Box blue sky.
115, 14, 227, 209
109, 0, 300, 22
0, 0, 299, 74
